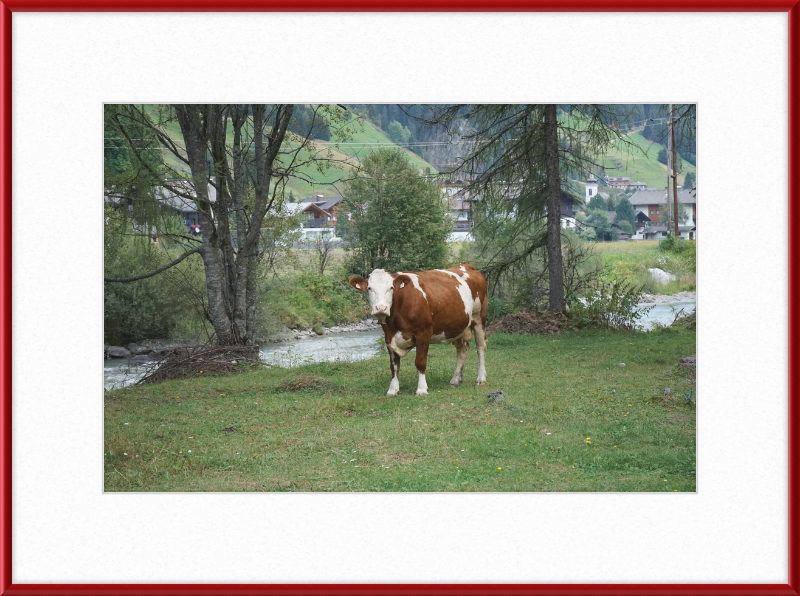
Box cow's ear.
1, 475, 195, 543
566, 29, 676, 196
394, 274, 412, 290
349, 276, 367, 291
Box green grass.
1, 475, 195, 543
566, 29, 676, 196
104, 328, 696, 492
587, 240, 696, 294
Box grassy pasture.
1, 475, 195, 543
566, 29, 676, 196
104, 328, 696, 492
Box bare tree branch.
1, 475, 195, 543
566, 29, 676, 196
105, 246, 202, 283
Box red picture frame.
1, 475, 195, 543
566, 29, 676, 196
1, 2, 798, 595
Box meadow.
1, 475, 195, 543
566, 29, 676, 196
104, 327, 696, 492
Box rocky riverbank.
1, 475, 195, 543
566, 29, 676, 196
268, 318, 382, 342
104, 339, 202, 360
637, 291, 696, 307
106, 293, 696, 358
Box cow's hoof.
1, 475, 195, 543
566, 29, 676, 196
476, 380, 487, 386
449, 378, 462, 386
416, 389, 428, 396
387, 389, 399, 396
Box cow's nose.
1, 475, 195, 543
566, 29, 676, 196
374, 305, 388, 314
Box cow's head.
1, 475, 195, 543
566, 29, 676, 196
349, 269, 410, 321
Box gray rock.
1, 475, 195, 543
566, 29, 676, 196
487, 390, 506, 403
126, 343, 151, 355
648, 268, 677, 285
134, 339, 200, 352
106, 346, 131, 359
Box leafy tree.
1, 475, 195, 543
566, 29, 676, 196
104, 104, 350, 345
614, 196, 636, 229
343, 148, 450, 274
605, 196, 616, 210
104, 207, 207, 344
588, 194, 607, 211
683, 171, 695, 190
657, 147, 668, 165
586, 209, 618, 242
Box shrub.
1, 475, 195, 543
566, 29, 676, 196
568, 279, 651, 330
105, 228, 207, 345
262, 269, 370, 331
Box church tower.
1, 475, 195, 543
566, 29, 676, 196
586, 175, 599, 203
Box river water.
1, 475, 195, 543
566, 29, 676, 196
104, 300, 694, 389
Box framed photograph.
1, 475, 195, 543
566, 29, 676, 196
2, 2, 797, 594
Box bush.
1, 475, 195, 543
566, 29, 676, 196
105, 223, 208, 345
263, 269, 370, 331
568, 279, 651, 330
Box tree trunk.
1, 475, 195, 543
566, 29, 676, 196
175, 105, 236, 345
543, 104, 566, 313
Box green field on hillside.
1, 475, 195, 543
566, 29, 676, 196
600, 130, 696, 189
137, 105, 437, 199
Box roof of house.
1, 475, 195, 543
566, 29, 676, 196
629, 188, 696, 206
305, 196, 343, 212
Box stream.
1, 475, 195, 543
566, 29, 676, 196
104, 299, 695, 390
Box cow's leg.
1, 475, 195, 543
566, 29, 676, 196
414, 334, 431, 396
387, 349, 401, 396
450, 339, 469, 386
474, 320, 488, 385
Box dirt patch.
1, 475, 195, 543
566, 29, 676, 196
386, 452, 420, 464
487, 311, 571, 336
279, 375, 330, 393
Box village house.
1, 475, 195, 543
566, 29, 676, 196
444, 180, 577, 241
628, 188, 697, 240
285, 195, 345, 243
606, 176, 631, 188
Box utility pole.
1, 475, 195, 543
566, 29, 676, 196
670, 103, 680, 236
666, 106, 673, 233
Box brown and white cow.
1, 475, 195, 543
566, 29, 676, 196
349, 263, 488, 396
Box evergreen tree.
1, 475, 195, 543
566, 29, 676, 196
614, 197, 637, 228
425, 104, 633, 312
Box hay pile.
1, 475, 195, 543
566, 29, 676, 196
137, 345, 263, 385
486, 311, 570, 336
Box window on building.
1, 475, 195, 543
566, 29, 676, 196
588, 188, 592, 196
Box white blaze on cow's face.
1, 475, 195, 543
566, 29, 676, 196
366, 269, 396, 319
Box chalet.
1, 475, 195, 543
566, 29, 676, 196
629, 188, 697, 240
285, 196, 345, 243
629, 188, 696, 225
606, 176, 631, 188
